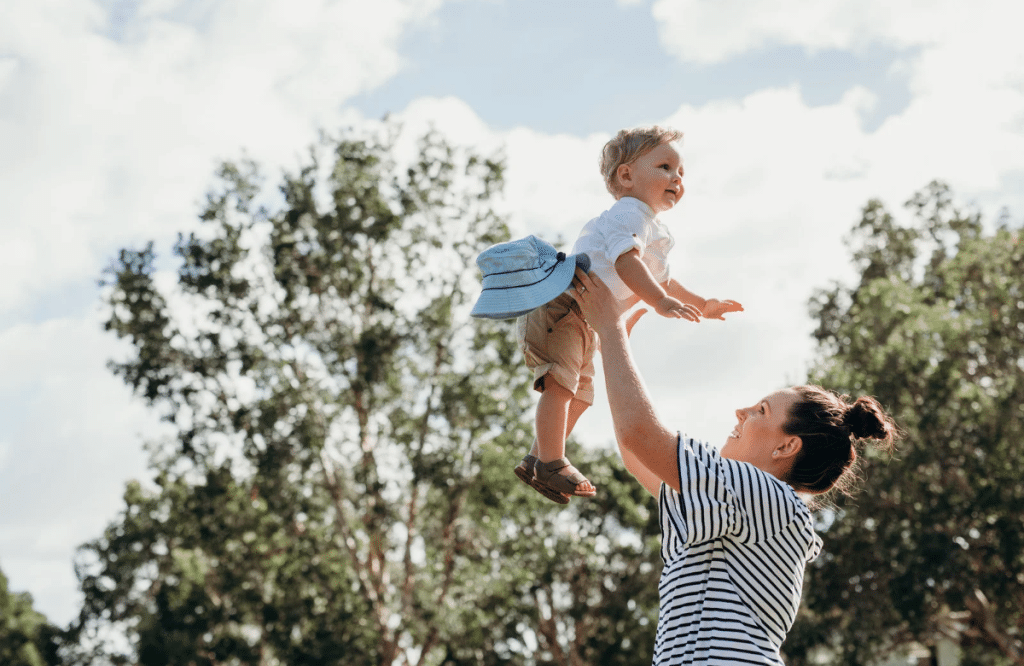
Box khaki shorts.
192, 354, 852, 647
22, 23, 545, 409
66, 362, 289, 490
516, 293, 598, 405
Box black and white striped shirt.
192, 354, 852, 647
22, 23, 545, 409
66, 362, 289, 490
654, 434, 822, 665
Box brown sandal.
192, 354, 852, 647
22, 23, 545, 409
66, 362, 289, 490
533, 457, 596, 498
514, 455, 570, 504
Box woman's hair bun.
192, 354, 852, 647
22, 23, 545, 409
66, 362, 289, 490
843, 397, 896, 449
786, 385, 900, 499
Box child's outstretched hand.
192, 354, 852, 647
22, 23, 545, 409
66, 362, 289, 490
701, 298, 744, 320
656, 296, 701, 322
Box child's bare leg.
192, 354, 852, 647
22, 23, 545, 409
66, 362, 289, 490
534, 382, 595, 494
528, 396, 589, 456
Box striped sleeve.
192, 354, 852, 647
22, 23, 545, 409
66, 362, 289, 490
660, 435, 738, 548
661, 434, 819, 550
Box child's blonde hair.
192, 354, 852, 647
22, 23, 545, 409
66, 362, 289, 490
600, 125, 684, 197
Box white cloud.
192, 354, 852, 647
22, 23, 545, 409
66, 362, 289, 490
0, 56, 17, 90
649, 0, 1024, 219
0, 313, 171, 624
0, 0, 446, 316
649, 0, 1024, 216
385, 95, 505, 168
649, 0, 977, 64
378, 96, 613, 249
502, 127, 611, 241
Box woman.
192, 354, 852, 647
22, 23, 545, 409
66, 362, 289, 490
571, 269, 897, 665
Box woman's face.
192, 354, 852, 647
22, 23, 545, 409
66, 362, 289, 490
721, 388, 800, 469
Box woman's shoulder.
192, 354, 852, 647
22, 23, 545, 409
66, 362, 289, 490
723, 455, 821, 549
677, 434, 810, 513
677, 432, 717, 457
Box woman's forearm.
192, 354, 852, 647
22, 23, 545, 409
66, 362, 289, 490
597, 323, 681, 491
600, 324, 663, 447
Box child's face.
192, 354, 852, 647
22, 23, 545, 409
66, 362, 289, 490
617, 142, 684, 213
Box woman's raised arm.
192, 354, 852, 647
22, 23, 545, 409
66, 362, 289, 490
572, 269, 682, 493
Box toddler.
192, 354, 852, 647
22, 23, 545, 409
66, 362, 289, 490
474, 126, 743, 503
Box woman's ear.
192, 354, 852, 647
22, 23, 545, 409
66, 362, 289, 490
775, 435, 802, 460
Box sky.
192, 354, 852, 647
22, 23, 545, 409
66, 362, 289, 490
1, 0, 1023, 627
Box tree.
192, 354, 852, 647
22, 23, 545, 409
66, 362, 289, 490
69, 124, 662, 666
0, 562, 60, 666
785, 181, 1024, 665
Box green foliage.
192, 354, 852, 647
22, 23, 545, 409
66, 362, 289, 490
785, 182, 1024, 665
73, 124, 661, 665
0, 563, 61, 666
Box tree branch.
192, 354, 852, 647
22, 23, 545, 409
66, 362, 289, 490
964, 588, 1024, 664
534, 586, 568, 666
319, 447, 385, 632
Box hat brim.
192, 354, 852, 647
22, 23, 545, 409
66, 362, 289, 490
471, 253, 590, 320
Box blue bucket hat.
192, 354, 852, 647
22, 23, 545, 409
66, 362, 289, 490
470, 235, 590, 320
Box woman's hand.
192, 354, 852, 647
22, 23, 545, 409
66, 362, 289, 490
625, 308, 648, 338
572, 269, 628, 337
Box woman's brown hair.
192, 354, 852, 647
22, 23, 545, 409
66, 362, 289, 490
783, 385, 898, 497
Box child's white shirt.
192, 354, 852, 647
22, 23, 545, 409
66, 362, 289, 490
571, 196, 675, 302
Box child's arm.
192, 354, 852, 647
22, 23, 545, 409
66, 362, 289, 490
664, 278, 744, 320
615, 250, 700, 321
